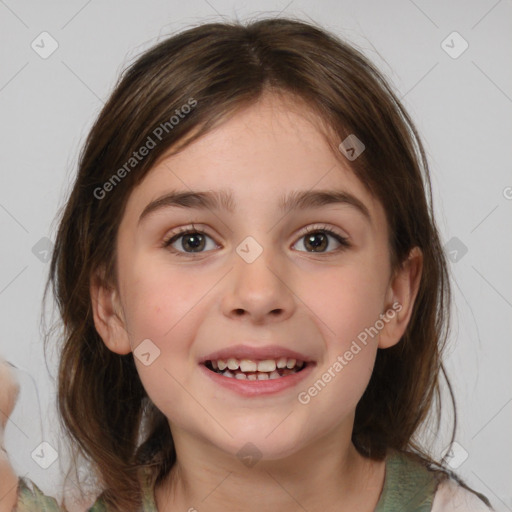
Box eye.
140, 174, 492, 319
162, 225, 219, 256
292, 225, 350, 253
162, 224, 350, 257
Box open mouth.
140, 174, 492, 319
203, 357, 309, 380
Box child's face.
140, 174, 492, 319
95, 92, 414, 462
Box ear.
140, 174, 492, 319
90, 266, 132, 355
378, 246, 423, 349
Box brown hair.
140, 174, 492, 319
43, 16, 483, 511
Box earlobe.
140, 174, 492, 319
378, 247, 423, 349
90, 268, 132, 355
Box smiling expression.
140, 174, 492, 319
93, 91, 412, 460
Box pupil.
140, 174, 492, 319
183, 233, 205, 252
306, 233, 327, 252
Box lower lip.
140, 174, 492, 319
199, 362, 316, 397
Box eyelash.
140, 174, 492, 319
162, 223, 351, 258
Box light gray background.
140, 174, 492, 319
1, 0, 511, 509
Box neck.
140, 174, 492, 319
155, 427, 386, 512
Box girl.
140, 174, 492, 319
0, 16, 493, 512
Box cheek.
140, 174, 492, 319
293, 260, 385, 416
119, 256, 208, 342
301, 259, 388, 347
119, 258, 212, 419
297, 351, 376, 444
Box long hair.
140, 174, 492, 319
44, 16, 467, 510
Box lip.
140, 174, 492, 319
199, 344, 314, 364
199, 360, 316, 397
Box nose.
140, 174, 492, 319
221, 242, 297, 325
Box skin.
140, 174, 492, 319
90, 91, 423, 512
0, 359, 19, 512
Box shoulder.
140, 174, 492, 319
15, 477, 62, 511
432, 478, 494, 512
85, 466, 157, 511
375, 450, 492, 512
15, 467, 157, 511
15, 476, 104, 512
375, 450, 441, 512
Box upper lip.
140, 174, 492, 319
199, 344, 315, 364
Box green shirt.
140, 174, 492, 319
12, 450, 476, 511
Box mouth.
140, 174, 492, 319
199, 356, 316, 397
202, 357, 309, 380
198, 345, 316, 396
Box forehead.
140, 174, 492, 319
123, 93, 386, 228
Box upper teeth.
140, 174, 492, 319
211, 357, 304, 372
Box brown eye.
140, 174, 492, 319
178, 233, 206, 252
304, 232, 328, 252
293, 228, 350, 253
164, 230, 218, 255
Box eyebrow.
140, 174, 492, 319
138, 188, 371, 225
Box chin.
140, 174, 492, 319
209, 423, 305, 463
